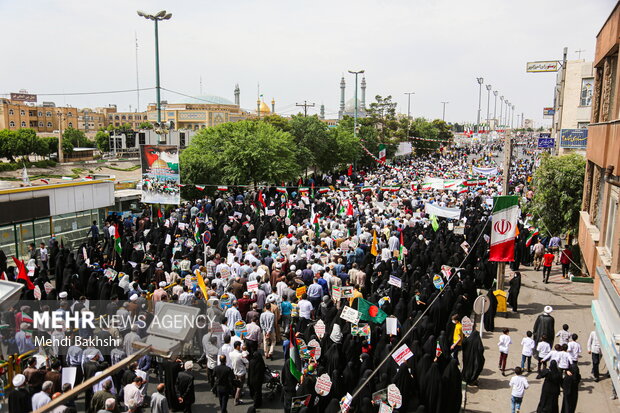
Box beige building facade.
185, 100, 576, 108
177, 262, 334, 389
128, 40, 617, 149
0, 99, 79, 132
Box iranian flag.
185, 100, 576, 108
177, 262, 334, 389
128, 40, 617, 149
113, 223, 122, 255
378, 144, 386, 163
298, 186, 310, 193
380, 186, 400, 192
361, 186, 373, 192
525, 227, 540, 247
318, 187, 329, 194
276, 187, 288, 194
217, 186, 228, 191
420, 182, 432, 191
489, 196, 519, 262
195, 185, 205, 191
288, 329, 302, 381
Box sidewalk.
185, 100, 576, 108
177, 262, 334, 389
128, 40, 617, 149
464, 264, 619, 413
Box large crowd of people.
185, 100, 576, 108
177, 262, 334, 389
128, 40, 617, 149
0, 140, 591, 413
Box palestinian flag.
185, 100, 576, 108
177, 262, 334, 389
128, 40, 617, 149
311, 182, 315, 198
399, 231, 405, 262
276, 187, 288, 194
378, 144, 386, 163
258, 190, 267, 208
358, 298, 388, 324
217, 186, 228, 191
371, 230, 378, 256
318, 187, 329, 194
113, 223, 122, 255
12, 257, 34, 290
489, 196, 519, 262
194, 224, 201, 244
288, 329, 302, 381
525, 228, 539, 247
313, 212, 320, 238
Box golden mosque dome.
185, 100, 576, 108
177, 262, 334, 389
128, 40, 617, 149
258, 100, 271, 114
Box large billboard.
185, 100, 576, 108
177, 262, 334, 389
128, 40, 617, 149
526, 61, 560, 73
560, 129, 588, 149
140, 144, 180, 204
10, 92, 37, 102
543, 107, 555, 117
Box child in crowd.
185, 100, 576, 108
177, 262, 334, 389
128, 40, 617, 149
509, 366, 529, 413
498, 328, 512, 376
520, 331, 535, 372
536, 334, 551, 372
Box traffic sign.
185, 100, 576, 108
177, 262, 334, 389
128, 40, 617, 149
473, 295, 490, 315
202, 230, 211, 244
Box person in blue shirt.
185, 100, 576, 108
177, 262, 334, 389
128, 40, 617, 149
280, 295, 293, 335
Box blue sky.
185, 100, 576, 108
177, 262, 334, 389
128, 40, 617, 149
0, 0, 612, 126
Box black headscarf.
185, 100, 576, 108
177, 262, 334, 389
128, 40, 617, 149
462, 330, 485, 384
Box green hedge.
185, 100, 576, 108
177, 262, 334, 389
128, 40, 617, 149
0, 160, 57, 172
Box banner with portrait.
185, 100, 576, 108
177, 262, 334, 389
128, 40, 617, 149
140, 144, 181, 204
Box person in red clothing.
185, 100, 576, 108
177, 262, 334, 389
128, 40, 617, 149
237, 291, 256, 320
542, 249, 555, 284
560, 246, 573, 278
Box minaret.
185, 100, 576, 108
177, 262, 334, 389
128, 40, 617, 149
271, 98, 275, 114
360, 76, 367, 111
320, 104, 325, 120
257, 99, 261, 119
234, 84, 240, 106
339, 76, 346, 119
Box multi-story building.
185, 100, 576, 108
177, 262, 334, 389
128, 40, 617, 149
579, 1, 620, 397
77, 108, 106, 133
99, 105, 149, 129
0, 99, 78, 132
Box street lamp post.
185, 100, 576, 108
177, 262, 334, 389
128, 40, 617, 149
505, 100, 510, 128
441, 101, 449, 121
511, 104, 515, 129
137, 10, 172, 143
493, 91, 498, 130
348, 70, 365, 139
476, 77, 484, 132
499, 96, 504, 128
404, 92, 415, 119
485, 84, 492, 132
57, 111, 64, 163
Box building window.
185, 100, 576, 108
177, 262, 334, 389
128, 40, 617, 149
115, 122, 120, 126
21, 121, 26, 127
47, 122, 52, 127
606, 189, 618, 256
38, 121, 43, 127
29, 111, 36, 116
180, 132, 186, 148
9, 109, 13, 115
580, 78, 594, 106
128, 115, 133, 120
38, 111, 42, 116
139, 133, 146, 145
20, 110, 25, 116
67, 112, 72, 117
46, 111, 52, 117
577, 122, 590, 129
9, 121, 15, 127
68, 122, 73, 128
108, 115, 113, 120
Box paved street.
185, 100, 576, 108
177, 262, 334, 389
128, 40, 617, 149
465, 264, 620, 413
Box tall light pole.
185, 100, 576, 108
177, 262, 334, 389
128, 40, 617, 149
441, 101, 449, 121
485, 84, 492, 132
499, 96, 504, 128
493, 91, 498, 130
505, 100, 510, 128
511, 104, 516, 129
476, 77, 484, 132
137, 10, 172, 139
348, 70, 365, 138
404, 92, 415, 119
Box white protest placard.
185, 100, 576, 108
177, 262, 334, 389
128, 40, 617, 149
266, 209, 276, 216
391, 344, 413, 366
314, 319, 326, 338
165, 234, 172, 245
44, 282, 53, 294
315, 373, 332, 396
340, 393, 353, 413
34, 285, 41, 300
62, 367, 77, 387
247, 280, 259, 292
387, 384, 402, 408
340, 306, 361, 324
388, 275, 402, 288
460, 241, 470, 253
386, 317, 398, 335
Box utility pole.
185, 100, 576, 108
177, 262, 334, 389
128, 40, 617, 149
295, 101, 315, 117
486, 84, 492, 132
493, 91, 498, 130
57, 111, 64, 163
554, 47, 568, 155
135, 32, 140, 113
404, 92, 415, 119
497, 130, 513, 290
575, 49, 585, 59
500, 96, 504, 128
476, 77, 484, 132
441, 101, 449, 121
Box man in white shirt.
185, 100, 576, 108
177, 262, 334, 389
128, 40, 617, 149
31, 381, 53, 410
123, 376, 144, 408
229, 341, 248, 405
297, 294, 313, 331
587, 330, 602, 381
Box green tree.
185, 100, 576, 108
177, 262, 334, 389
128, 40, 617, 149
180, 120, 300, 187
39, 137, 58, 159
0, 129, 17, 161
365, 95, 401, 142
527, 153, 586, 236
337, 117, 396, 168
261, 115, 290, 132
288, 115, 332, 173
62, 139, 74, 155
138, 121, 153, 130
95, 131, 110, 152
63, 127, 89, 147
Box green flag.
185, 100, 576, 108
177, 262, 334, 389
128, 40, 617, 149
358, 298, 388, 324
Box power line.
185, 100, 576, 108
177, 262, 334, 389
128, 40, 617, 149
295, 100, 315, 117
0, 87, 155, 97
